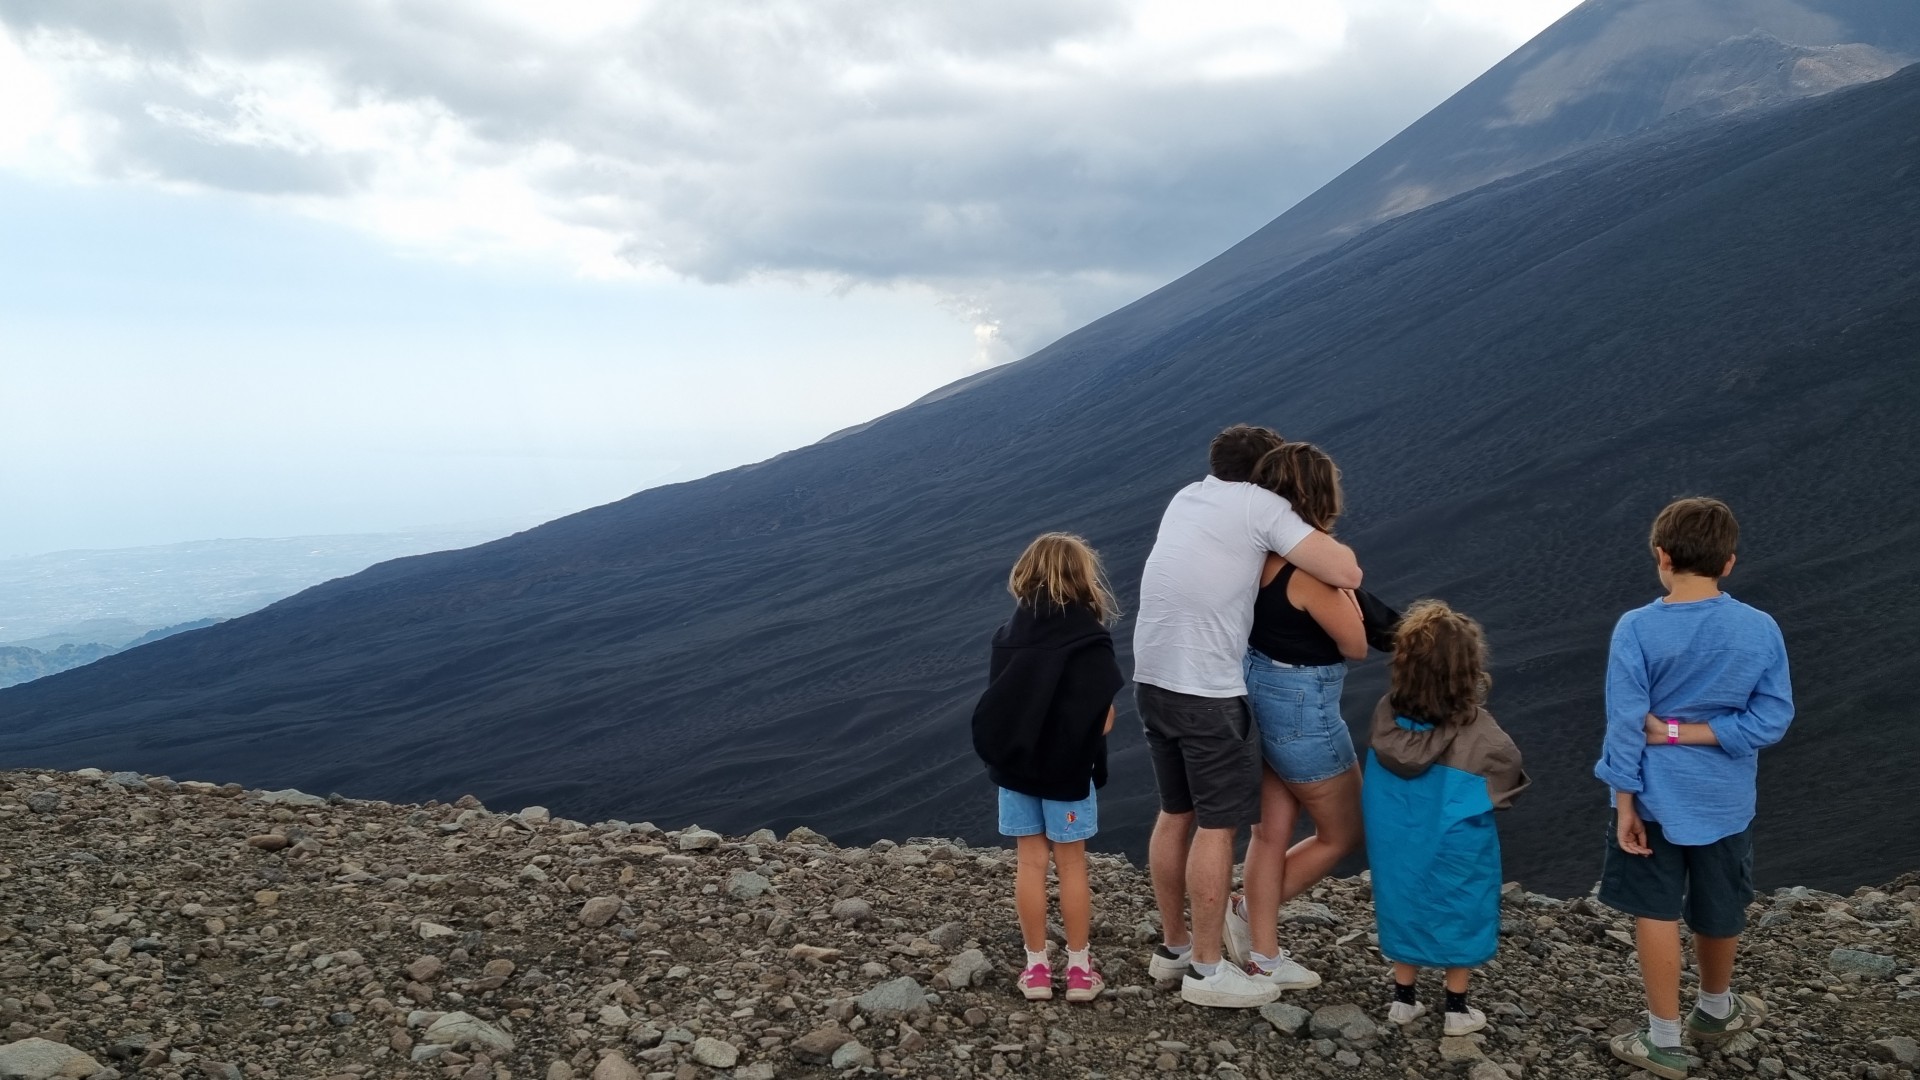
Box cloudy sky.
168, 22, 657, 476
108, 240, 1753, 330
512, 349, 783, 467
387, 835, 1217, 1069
0, 0, 1581, 556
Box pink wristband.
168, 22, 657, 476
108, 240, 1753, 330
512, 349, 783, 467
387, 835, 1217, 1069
1666, 720, 1680, 745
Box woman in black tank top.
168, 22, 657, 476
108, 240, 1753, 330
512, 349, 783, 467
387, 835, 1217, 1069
1223, 442, 1371, 984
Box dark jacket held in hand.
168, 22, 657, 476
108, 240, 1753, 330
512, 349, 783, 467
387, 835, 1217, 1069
970, 600, 1125, 801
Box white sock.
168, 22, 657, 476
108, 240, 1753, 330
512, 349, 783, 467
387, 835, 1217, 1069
1025, 948, 1048, 968
1163, 942, 1192, 959
1648, 1012, 1683, 1049
1249, 949, 1279, 974
1190, 959, 1221, 977
1696, 989, 1732, 1019
1066, 947, 1090, 971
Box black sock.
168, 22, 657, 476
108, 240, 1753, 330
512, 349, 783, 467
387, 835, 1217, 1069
1393, 981, 1417, 1005
1445, 990, 1469, 1014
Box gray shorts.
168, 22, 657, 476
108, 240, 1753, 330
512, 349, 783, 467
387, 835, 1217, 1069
1599, 814, 1754, 938
1137, 683, 1262, 830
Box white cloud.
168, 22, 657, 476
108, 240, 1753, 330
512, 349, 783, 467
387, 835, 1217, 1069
0, 0, 1580, 354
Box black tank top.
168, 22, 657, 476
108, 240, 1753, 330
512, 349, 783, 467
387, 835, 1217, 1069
1248, 563, 1344, 666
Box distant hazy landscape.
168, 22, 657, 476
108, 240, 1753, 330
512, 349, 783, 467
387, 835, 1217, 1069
0, 527, 518, 686
4, 0, 1917, 898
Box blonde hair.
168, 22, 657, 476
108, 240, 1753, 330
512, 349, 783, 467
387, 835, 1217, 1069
1388, 599, 1490, 728
1009, 532, 1119, 625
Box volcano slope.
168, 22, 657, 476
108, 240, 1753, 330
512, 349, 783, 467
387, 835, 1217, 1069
5, 68, 1920, 897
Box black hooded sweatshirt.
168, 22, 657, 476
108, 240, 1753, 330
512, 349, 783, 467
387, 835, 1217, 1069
970, 600, 1126, 801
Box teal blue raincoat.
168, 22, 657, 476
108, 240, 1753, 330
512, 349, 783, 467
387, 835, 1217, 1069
1361, 696, 1529, 968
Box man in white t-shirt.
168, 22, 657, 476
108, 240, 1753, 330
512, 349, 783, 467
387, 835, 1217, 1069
1135, 424, 1362, 1008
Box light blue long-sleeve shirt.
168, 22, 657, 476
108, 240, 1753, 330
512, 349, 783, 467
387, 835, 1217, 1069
1593, 593, 1793, 845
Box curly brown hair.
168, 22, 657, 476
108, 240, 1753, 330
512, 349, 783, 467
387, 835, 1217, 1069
1250, 442, 1342, 532
1389, 599, 1489, 728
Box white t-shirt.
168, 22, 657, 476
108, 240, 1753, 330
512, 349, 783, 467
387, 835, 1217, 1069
1133, 476, 1314, 698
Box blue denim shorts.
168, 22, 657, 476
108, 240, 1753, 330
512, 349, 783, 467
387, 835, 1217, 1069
1243, 650, 1357, 784
997, 784, 1098, 843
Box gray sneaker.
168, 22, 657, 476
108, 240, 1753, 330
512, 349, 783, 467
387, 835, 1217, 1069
1686, 992, 1767, 1043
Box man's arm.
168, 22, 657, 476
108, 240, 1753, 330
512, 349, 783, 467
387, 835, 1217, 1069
1282, 531, 1363, 590
1594, 621, 1651, 795
1249, 487, 1362, 589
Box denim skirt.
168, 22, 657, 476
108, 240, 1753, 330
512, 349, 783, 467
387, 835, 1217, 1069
1242, 648, 1357, 784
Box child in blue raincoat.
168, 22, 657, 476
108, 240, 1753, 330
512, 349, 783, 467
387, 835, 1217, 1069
1362, 600, 1528, 1037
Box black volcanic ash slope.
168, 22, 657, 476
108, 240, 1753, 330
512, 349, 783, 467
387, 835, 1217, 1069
981, 0, 1920, 377
5, 64, 1918, 896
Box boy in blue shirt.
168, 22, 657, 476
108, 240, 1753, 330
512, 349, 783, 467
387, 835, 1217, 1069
1595, 497, 1793, 1080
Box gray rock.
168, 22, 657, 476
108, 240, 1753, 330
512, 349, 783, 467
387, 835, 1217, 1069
855, 976, 927, 1018
105, 772, 145, 790
791, 1027, 854, 1064
1260, 1002, 1312, 1037
1829, 948, 1898, 979
518, 805, 551, 823
1439, 1035, 1487, 1062
257, 788, 327, 807
588, 1054, 642, 1080
830, 1041, 874, 1070
831, 898, 873, 923
422, 1011, 516, 1053
0, 1038, 105, 1079
578, 896, 622, 928
726, 871, 773, 900
927, 921, 969, 950
785, 826, 830, 845
1309, 1003, 1377, 1042
938, 948, 993, 989
25, 792, 62, 815
690, 1038, 738, 1068
1870, 1037, 1919, 1066
327, 1010, 356, 1027
678, 828, 722, 851
745, 828, 778, 844
1469, 1063, 1512, 1080
735, 1064, 776, 1080
1281, 902, 1341, 927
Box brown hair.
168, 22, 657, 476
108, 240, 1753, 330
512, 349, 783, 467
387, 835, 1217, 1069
1650, 496, 1739, 578
1208, 424, 1284, 483
1250, 441, 1342, 532
1009, 532, 1119, 625
1389, 599, 1489, 728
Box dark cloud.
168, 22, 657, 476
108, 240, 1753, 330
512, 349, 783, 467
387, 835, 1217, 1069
0, 0, 1569, 351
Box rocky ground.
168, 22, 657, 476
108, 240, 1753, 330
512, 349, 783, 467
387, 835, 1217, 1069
1, 769, 1914, 1080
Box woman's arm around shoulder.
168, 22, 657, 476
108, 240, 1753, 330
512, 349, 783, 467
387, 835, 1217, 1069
1291, 570, 1368, 661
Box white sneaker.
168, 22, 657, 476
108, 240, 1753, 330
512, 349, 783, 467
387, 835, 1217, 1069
1147, 944, 1192, 981
1181, 962, 1283, 1008
1246, 951, 1322, 991
1388, 1000, 1428, 1026
1223, 895, 1253, 968
1444, 1006, 1488, 1037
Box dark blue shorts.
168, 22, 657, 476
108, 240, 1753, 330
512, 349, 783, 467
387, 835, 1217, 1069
1598, 814, 1754, 937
